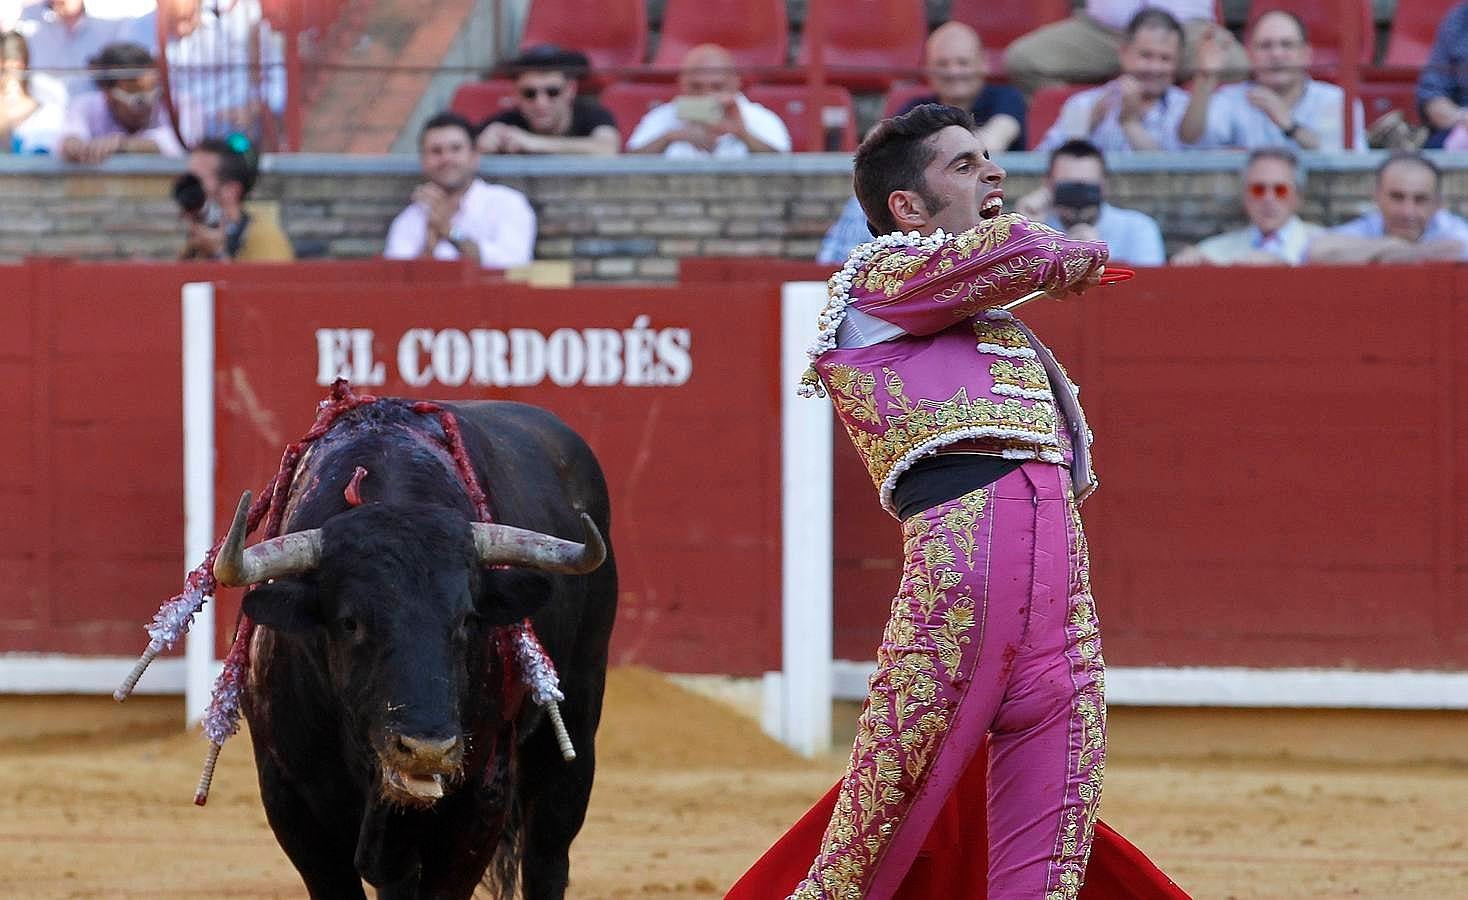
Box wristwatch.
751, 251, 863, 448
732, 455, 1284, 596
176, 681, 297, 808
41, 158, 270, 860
1282, 121, 1302, 139
448, 225, 467, 246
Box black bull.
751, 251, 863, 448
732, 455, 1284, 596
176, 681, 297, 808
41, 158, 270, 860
215, 399, 617, 899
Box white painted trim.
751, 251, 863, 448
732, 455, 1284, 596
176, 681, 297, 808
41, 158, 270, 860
777, 283, 834, 757
182, 282, 216, 727
832, 659, 1468, 709
0, 655, 189, 694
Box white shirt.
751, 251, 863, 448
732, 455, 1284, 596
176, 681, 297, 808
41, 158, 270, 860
1035, 81, 1191, 152
384, 178, 536, 269
625, 93, 791, 158
1085, 0, 1216, 31
1193, 79, 1367, 152
9, 100, 66, 154
1195, 216, 1324, 265
59, 89, 186, 155
123, 0, 287, 137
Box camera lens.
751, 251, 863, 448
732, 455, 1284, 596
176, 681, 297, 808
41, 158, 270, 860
172, 173, 207, 215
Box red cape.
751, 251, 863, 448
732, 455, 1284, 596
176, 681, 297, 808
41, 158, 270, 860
727, 741, 1189, 899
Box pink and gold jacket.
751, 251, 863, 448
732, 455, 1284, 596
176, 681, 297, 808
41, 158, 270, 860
801, 214, 1109, 516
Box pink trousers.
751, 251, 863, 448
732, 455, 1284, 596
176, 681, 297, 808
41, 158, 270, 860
789, 461, 1107, 899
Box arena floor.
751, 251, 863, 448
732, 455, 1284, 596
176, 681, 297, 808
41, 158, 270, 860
0, 668, 1464, 899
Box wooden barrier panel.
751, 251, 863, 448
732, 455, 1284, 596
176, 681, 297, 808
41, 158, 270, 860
210, 280, 786, 674
0, 258, 500, 660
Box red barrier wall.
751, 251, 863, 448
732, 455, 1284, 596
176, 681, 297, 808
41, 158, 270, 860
6, 260, 1468, 674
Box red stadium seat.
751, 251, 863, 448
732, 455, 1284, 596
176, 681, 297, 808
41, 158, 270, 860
1360, 79, 1423, 126
1382, 0, 1455, 69
520, 0, 648, 74
651, 0, 788, 73
794, 0, 927, 92
449, 80, 520, 126
597, 80, 678, 141
1245, 0, 1375, 75
947, 0, 1073, 77
1025, 84, 1084, 150
882, 81, 936, 118
745, 84, 857, 151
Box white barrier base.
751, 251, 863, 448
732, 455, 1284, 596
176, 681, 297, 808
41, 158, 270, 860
0, 654, 191, 694
824, 660, 1468, 710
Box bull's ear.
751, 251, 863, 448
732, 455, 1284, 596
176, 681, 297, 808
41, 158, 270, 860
477, 568, 554, 626
241, 580, 322, 632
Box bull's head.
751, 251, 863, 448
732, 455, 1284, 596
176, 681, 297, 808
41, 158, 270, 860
214, 491, 604, 808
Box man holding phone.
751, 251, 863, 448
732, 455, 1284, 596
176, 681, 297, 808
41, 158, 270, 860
1017, 138, 1165, 265
625, 43, 790, 157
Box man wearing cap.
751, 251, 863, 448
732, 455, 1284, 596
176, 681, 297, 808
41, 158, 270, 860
475, 44, 620, 155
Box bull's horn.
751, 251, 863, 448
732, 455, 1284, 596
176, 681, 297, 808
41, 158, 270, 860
471, 513, 606, 575
213, 490, 323, 586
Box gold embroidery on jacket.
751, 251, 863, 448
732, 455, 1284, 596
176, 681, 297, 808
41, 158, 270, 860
992, 357, 1050, 393
825, 365, 880, 425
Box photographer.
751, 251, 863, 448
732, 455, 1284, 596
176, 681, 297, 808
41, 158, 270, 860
177, 136, 293, 261
1016, 138, 1164, 265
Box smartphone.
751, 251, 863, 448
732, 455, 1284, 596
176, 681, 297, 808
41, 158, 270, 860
674, 94, 725, 125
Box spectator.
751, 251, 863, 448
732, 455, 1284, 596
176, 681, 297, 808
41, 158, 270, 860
816, 194, 869, 264
1172, 149, 1322, 265
626, 43, 790, 157
1307, 153, 1468, 263
1418, 0, 1468, 149
475, 44, 619, 156
895, 22, 1026, 152
124, 0, 285, 143
384, 111, 536, 268
1033, 10, 1190, 153
0, 30, 65, 153
1003, 0, 1246, 96
58, 41, 185, 162
1180, 12, 1366, 152
1017, 138, 1165, 266
22, 0, 124, 98
178, 135, 294, 262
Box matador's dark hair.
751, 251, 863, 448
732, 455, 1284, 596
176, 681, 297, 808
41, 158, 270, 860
853, 103, 977, 236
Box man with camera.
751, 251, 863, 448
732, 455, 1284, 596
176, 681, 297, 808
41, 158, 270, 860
177, 136, 294, 261
626, 43, 789, 157
1017, 138, 1164, 266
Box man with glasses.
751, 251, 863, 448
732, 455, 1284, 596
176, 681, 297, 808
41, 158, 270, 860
1180, 10, 1366, 151
475, 44, 618, 155
1172, 148, 1322, 265
58, 41, 187, 163
1307, 152, 1468, 263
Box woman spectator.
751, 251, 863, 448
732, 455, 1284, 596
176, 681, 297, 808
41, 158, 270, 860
0, 31, 65, 154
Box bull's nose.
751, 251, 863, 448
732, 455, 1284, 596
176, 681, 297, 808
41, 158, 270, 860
394, 734, 461, 761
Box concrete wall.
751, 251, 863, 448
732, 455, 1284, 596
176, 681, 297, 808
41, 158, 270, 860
0, 151, 1453, 280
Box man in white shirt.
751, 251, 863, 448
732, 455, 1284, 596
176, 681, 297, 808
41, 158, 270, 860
1307, 152, 1468, 263
1034, 9, 1191, 153
1180, 11, 1366, 152
625, 42, 790, 158
1172, 148, 1324, 265
58, 41, 187, 162
384, 111, 536, 269
1003, 0, 1246, 94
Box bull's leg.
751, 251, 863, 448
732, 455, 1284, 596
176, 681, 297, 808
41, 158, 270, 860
256, 754, 369, 900
517, 684, 603, 899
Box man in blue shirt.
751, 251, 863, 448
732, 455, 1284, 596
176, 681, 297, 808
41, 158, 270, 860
1416, 0, 1468, 149
895, 22, 1027, 152
1307, 153, 1468, 263
1017, 138, 1166, 266
1180, 12, 1366, 152
1034, 9, 1191, 153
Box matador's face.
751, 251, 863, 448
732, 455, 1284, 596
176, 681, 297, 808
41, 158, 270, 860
913, 125, 1006, 236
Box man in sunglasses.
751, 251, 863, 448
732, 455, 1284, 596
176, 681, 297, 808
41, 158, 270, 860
58, 41, 186, 163
1172, 148, 1323, 265
475, 44, 619, 156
